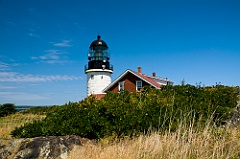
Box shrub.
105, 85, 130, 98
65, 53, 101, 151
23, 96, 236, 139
11, 85, 239, 139
0, 103, 17, 117
21, 105, 59, 115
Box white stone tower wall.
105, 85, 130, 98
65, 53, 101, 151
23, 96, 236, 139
86, 70, 112, 96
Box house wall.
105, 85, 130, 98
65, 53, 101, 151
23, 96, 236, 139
108, 73, 150, 93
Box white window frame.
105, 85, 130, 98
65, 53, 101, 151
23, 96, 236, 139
136, 80, 142, 91
118, 81, 124, 91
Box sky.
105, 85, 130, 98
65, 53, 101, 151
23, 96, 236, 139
0, 0, 239, 106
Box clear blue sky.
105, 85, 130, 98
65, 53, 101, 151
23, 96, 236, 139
0, 0, 239, 106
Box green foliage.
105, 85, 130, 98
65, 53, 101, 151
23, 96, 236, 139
21, 105, 59, 115
0, 103, 17, 117
11, 85, 239, 139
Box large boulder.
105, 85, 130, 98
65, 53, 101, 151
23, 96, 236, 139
0, 136, 94, 159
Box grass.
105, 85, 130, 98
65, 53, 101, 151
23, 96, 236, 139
1, 112, 240, 158
68, 124, 240, 159
0, 112, 45, 139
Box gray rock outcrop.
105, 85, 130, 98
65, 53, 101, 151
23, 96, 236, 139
224, 100, 240, 128
0, 135, 93, 159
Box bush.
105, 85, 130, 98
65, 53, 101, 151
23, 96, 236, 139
0, 103, 17, 117
11, 85, 239, 139
21, 105, 59, 115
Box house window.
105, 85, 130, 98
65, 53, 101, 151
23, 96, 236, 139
118, 81, 124, 91
136, 80, 142, 91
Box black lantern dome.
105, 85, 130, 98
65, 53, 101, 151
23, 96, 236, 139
85, 35, 113, 71
90, 35, 108, 49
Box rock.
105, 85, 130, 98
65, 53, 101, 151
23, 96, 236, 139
0, 136, 94, 159
223, 100, 240, 128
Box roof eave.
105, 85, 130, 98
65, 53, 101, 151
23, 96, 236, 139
103, 69, 161, 92
129, 70, 160, 89
103, 69, 131, 92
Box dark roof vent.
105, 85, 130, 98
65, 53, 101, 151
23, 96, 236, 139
138, 67, 142, 73
152, 72, 156, 77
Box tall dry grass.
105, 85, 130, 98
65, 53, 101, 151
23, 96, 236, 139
69, 124, 240, 159
0, 113, 45, 139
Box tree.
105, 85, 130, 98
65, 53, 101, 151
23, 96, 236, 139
0, 103, 17, 117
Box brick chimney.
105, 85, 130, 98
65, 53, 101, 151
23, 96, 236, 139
138, 67, 142, 73
152, 72, 156, 77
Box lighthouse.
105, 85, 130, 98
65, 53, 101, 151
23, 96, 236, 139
85, 35, 113, 96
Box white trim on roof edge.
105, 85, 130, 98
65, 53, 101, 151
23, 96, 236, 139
103, 69, 159, 92
130, 70, 160, 89
103, 69, 131, 92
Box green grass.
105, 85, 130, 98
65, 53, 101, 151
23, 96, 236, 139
0, 112, 45, 139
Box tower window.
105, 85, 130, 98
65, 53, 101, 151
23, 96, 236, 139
91, 75, 94, 80
136, 80, 142, 91
118, 81, 124, 91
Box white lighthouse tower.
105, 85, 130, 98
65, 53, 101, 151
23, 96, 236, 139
85, 35, 113, 96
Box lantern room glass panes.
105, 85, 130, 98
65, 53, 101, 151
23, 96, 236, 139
88, 48, 110, 61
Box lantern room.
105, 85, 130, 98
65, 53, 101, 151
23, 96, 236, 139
85, 35, 113, 71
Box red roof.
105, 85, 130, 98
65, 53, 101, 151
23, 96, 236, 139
103, 69, 164, 92
130, 70, 161, 88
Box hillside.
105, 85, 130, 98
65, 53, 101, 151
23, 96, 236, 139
0, 85, 240, 158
